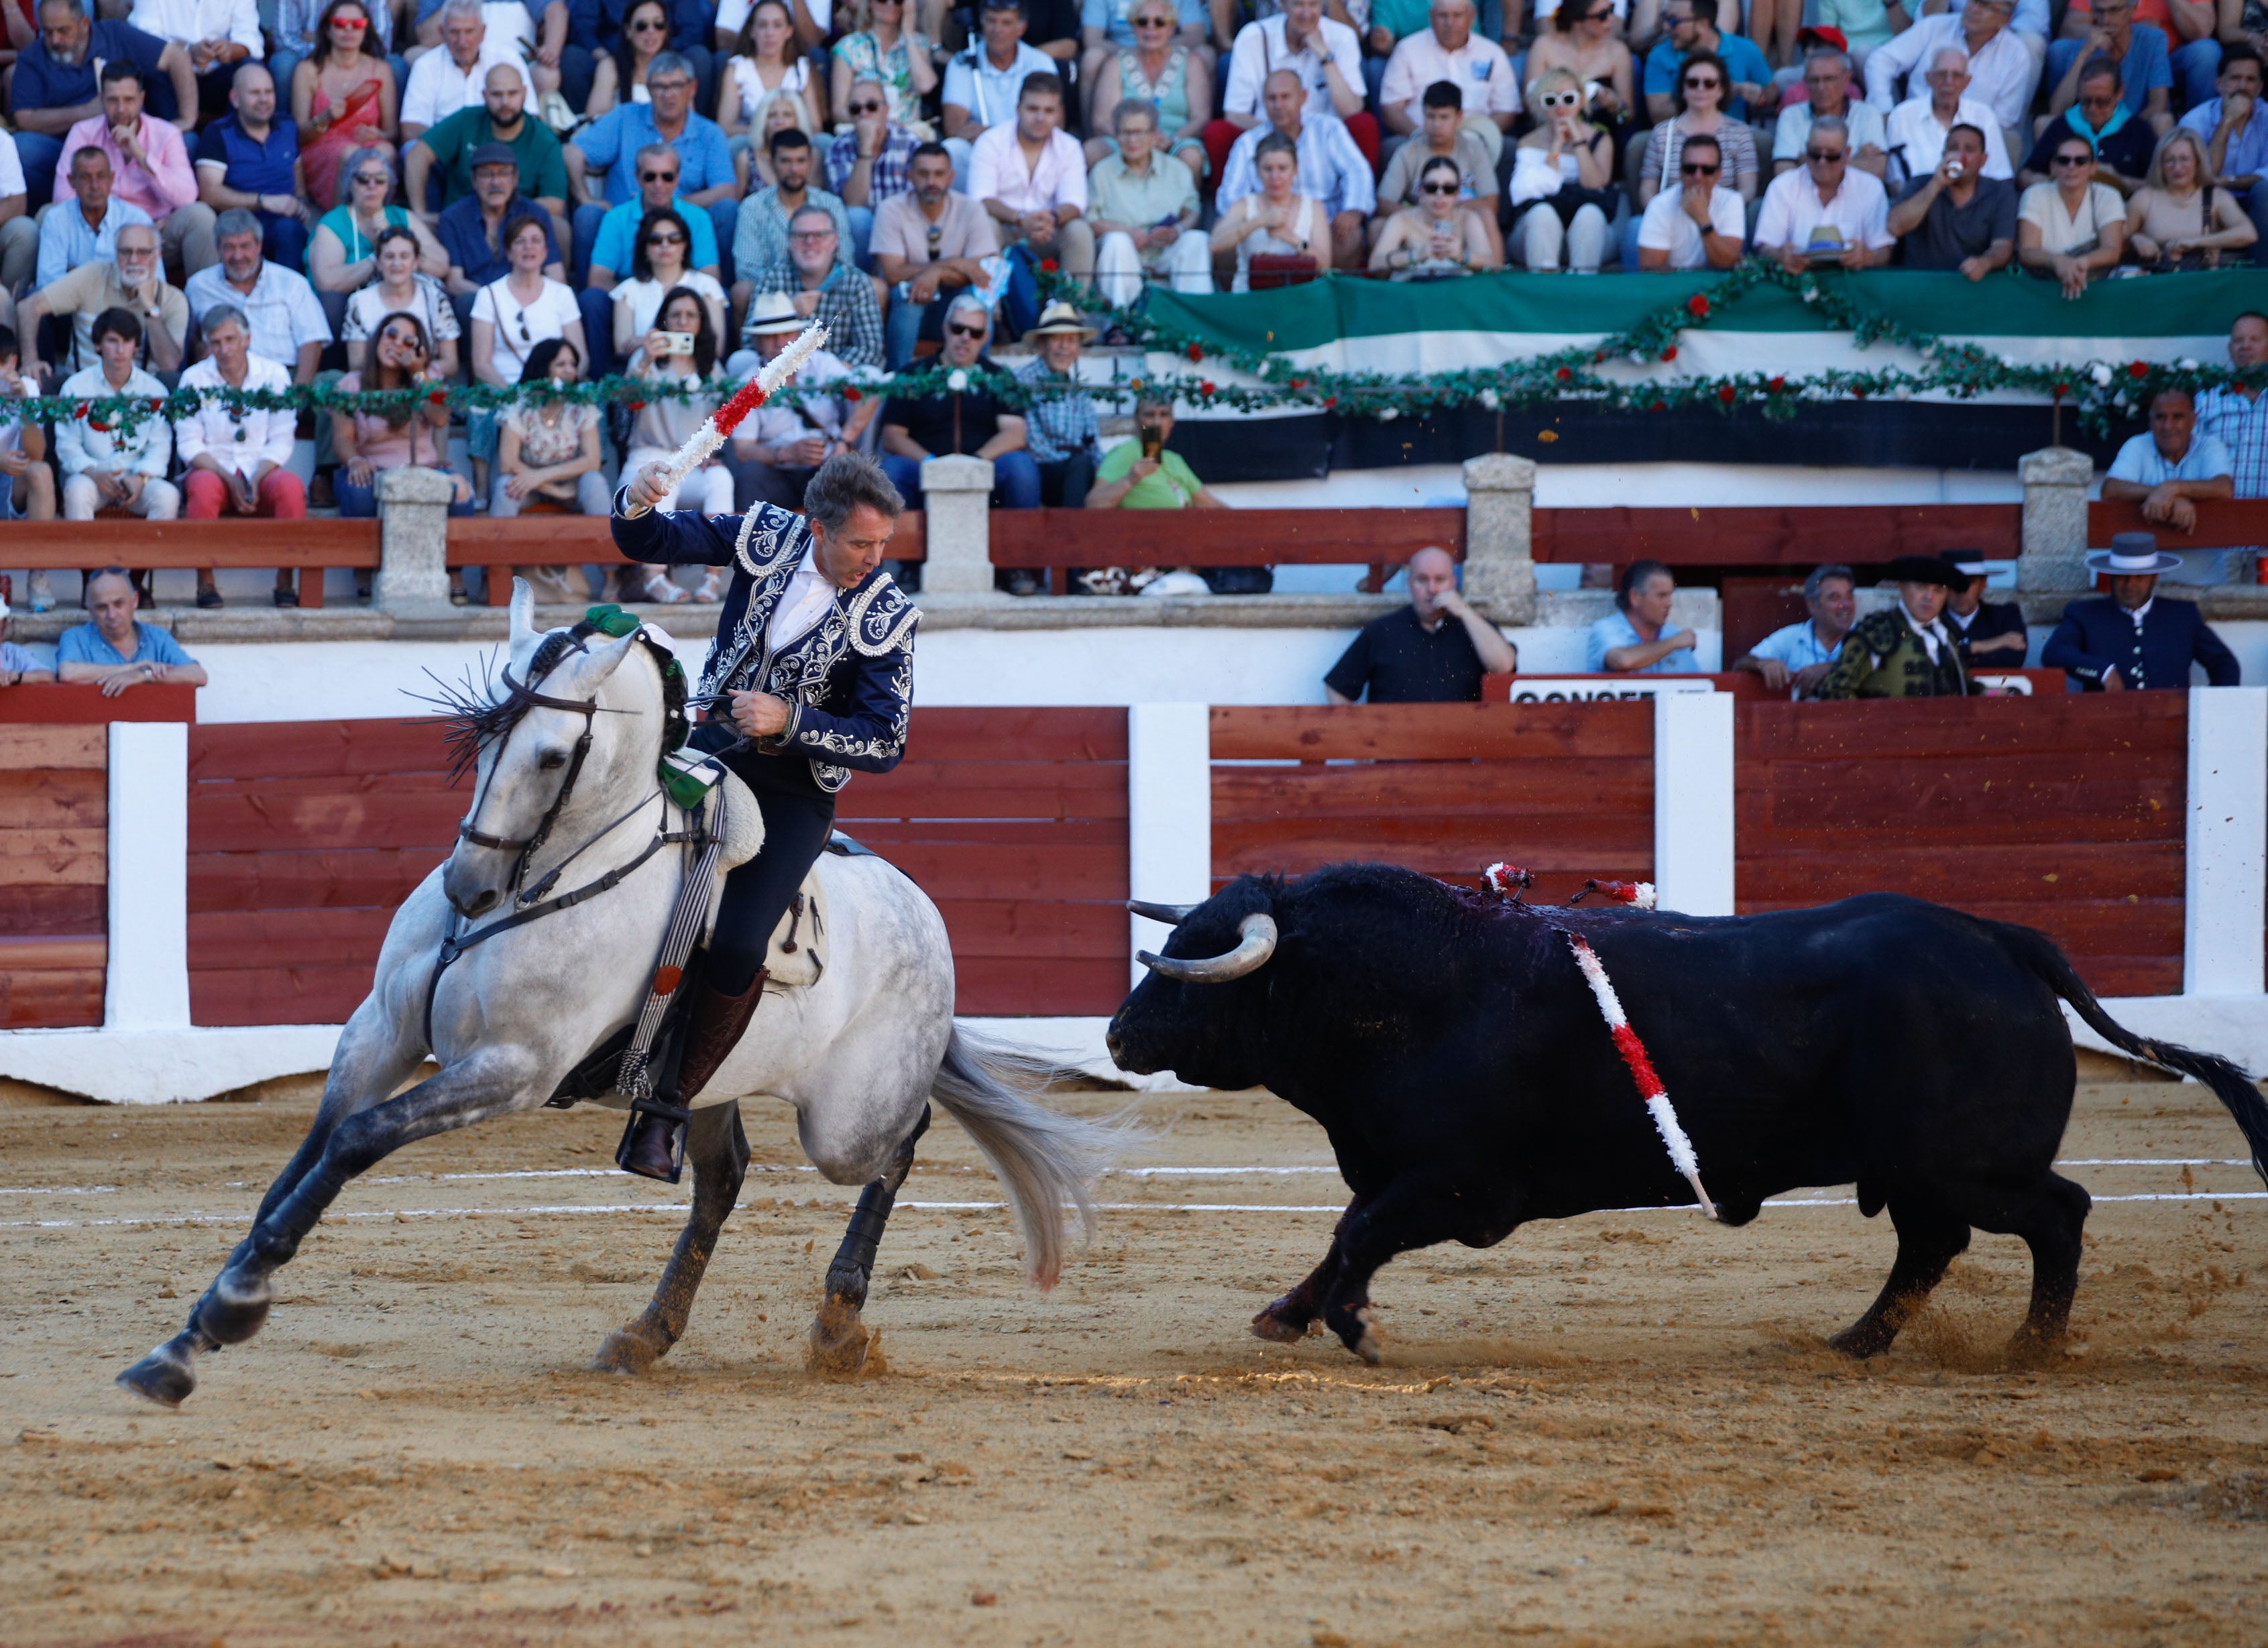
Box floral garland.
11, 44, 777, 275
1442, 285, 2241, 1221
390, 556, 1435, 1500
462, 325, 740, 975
21, 263, 2251, 436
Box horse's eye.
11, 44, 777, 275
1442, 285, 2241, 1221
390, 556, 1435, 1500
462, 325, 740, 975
538, 750, 568, 770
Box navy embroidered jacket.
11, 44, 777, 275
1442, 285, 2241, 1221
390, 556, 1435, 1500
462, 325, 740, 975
610, 491, 918, 792
2040, 595, 2240, 692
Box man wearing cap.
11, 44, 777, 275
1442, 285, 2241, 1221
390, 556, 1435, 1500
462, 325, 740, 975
1730, 562, 1855, 695
1814, 555, 1972, 698
728, 291, 873, 512
1940, 550, 2029, 668
2102, 388, 2235, 581
2043, 534, 2241, 690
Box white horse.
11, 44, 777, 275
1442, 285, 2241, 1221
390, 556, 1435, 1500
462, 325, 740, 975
120, 583, 1122, 1406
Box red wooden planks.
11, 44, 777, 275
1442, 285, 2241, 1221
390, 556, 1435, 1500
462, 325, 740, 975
988, 508, 1463, 569
189, 719, 458, 780
1212, 701, 1653, 762
1532, 504, 2024, 566
0, 969, 105, 1030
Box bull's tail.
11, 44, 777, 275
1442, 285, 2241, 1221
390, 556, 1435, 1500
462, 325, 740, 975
929, 1028, 1138, 1290
1998, 919, 2268, 1188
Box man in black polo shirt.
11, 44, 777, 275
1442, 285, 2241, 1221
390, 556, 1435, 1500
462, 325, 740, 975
1324, 546, 1517, 703
1888, 123, 2015, 276
876, 293, 1041, 512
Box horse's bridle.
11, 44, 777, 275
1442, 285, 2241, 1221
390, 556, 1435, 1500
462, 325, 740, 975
457, 661, 609, 902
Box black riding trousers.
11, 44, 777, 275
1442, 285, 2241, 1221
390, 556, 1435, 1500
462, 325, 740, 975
706, 760, 836, 996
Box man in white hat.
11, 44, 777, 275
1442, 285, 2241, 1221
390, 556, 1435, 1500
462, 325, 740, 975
728, 290, 873, 513
1013, 299, 1102, 513
2043, 532, 2241, 691
0, 588, 57, 687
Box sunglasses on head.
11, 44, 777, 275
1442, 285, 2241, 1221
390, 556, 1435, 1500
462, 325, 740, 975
946, 320, 986, 337
1680, 158, 1718, 174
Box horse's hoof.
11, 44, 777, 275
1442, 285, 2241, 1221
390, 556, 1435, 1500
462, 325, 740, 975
591, 1328, 665, 1377
807, 1296, 874, 1378
1249, 1305, 1306, 1344
195, 1272, 272, 1346
117, 1339, 198, 1407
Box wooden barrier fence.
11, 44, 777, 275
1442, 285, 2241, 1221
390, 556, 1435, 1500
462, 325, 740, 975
450, 513, 929, 605
1210, 702, 1654, 904
0, 522, 379, 608
1530, 504, 2024, 567
0, 724, 107, 1029
989, 508, 1465, 595
1734, 693, 2188, 998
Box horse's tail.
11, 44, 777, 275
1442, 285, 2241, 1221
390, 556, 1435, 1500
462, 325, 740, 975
929, 1027, 1136, 1290
1998, 917, 2268, 1189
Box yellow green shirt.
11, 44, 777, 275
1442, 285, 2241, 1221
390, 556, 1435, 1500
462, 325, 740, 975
1096, 438, 1202, 508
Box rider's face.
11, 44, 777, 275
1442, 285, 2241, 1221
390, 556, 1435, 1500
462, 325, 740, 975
811, 502, 897, 588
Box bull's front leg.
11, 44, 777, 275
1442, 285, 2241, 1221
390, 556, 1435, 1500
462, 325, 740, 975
1313, 1180, 1463, 1364
1251, 1195, 1365, 1343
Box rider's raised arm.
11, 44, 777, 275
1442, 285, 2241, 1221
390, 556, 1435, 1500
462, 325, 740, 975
609, 489, 805, 568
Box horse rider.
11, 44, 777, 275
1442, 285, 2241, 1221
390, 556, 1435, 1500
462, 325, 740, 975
609, 449, 918, 1178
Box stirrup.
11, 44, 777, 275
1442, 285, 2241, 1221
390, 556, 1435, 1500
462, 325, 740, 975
616, 1094, 693, 1183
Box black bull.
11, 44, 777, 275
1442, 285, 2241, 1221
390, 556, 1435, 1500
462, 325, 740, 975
1104, 865, 2268, 1364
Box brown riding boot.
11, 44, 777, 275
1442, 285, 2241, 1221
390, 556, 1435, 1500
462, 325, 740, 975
618, 970, 769, 1181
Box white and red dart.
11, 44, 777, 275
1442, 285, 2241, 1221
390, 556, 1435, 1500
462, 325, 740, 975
1565, 932, 1718, 1221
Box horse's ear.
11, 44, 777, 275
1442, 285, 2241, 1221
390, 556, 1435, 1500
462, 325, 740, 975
576, 627, 645, 687
508, 579, 536, 651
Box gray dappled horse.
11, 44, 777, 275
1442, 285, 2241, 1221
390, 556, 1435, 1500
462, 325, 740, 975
119, 583, 1121, 1406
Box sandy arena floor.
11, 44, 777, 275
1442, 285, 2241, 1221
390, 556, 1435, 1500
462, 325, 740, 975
1, 1061, 2264, 1647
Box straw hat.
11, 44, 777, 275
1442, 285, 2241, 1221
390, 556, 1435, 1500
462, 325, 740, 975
1026, 300, 1097, 341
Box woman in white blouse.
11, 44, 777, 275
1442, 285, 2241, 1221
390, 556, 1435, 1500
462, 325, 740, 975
469, 211, 585, 494
1208, 133, 1328, 291
2017, 135, 2127, 299
719, 0, 825, 137
622, 286, 734, 601
609, 207, 728, 362
341, 225, 461, 379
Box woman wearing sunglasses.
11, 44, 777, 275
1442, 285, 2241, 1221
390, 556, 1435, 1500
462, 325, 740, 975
310, 148, 449, 295
1527, 0, 1635, 145
587, 0, 675, 117
831, 0, 938, 136
331, 310, 475, 595
1086, 0, 1212, 184
1370, 152, 1501, 275
2017, 137, 2127, 298
611, 207, 729, 361
470, 211, 586, 494
622, 286, 735, 602
1508, 66, 1617, 270
292, 0, 400, 211
491, 338, 612, 604
1634, 49, 1758, 209
341, 223, 463, 379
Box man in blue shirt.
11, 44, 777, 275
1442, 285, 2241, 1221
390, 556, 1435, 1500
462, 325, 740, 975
2182, 45, 2268, 262
1644, 0, 1776, 122
1587, 561, 1703, 672
2044, 0, 2171, 128
34, 143, 154, 288
192, 63, 309, 274
2103, 386, 2237, 581
1731, 563, 1856, 695
56, 567, 209, 693
561, 0, 716, 115
12, 0, 196, 208
578, 140, 721, 375
564, 51, 738, 283
438, 144, 565, 294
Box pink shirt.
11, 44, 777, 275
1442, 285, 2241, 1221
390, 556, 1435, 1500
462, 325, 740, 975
54, 113, 198, 222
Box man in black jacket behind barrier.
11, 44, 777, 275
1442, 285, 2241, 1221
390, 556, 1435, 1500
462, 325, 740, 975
609, 447, 918, 1177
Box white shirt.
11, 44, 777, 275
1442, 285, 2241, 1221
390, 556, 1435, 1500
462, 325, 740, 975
611, 269, 726, 340
1223, 13, 1362, 123
966, 123, 1088, 215
749, 347, 849, 444
1753, 164, 1895, 253
473, 274, 579, 380
182, 259, 333, 365
1885, 94, 2014, 184
1378, 31, 1519, 119
1864, 14, 2033, 136
1770, 98, 1886, 162
1636, 184, 1744, 267
128, 0, 262, 53
767, 546, 835, 650
400, 40, 537, 131
173, 352, 295, 477
1901, 603, 1953, 664
0, 129, 25, 198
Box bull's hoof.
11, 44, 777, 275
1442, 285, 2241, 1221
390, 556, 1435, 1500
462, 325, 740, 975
2004, 1323, 2067, 1369
807, 1295, 876, 1378
117, 1337, 199, 1407
1249, 1303, 1310, 1344
195, 1272, 272, 1346
1325, 1305, 1381, 1365
1828, 1319, 1896, 1360
591, 1326, 668, 1376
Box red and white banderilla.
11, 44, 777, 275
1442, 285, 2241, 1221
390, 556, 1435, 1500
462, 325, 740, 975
1564, 933, 1719, 1222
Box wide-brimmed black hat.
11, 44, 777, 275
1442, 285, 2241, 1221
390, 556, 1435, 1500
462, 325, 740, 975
1884, 554, 1964, 588
1939, 549, 1989, 581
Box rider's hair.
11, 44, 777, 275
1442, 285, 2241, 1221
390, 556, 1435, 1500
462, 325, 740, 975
804, 449, 905, 532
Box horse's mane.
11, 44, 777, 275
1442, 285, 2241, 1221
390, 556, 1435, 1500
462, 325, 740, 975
408, 628, 606, 785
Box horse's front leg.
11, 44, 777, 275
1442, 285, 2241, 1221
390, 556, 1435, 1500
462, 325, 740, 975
593, 1101, 752, 1375
117, 1044, 539, 1407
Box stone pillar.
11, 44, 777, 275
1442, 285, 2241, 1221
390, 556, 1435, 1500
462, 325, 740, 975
919, 455, 995, 596
1461, 452, 1538, 625
2018, 446, 2094, 593
375, 464, 460, 610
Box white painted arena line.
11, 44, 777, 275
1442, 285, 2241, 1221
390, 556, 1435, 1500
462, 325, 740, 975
5, 1189, 2266, 1232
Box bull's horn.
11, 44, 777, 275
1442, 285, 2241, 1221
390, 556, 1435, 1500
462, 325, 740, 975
1138, 913, 1278, 984
1127, 899, 1200, 925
